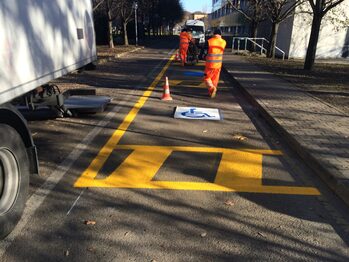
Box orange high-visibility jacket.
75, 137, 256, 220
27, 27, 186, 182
179, 31, 192, 46
206, 35, 226, 69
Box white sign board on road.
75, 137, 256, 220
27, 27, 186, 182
174, 106, 222, 121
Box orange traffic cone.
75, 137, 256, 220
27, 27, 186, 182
161, 76, 173, 101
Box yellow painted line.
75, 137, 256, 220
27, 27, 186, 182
198, 82, 206, 88
176, 80, 207, 88
75, 144, 320, 195
169, 80, 206, 88
195, 62, 206, 67
169, 80, 182, 86
113, 145, 282, 155
101, 148, 171, 186
74, 52, 320, 196
215, 149, 263, 187
74, 53, 175, 187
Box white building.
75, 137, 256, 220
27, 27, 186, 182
258, 1, 349, 59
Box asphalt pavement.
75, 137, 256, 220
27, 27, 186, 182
1, 41, 349, 261
222, 53, 349, 207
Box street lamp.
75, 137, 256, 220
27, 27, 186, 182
133, 1, 138, 46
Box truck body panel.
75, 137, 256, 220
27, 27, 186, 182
0, 0, 97, 239
185, 20, 205, 45
0, 0, 96, 105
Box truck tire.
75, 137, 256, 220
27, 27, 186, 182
0, 124, 29, 239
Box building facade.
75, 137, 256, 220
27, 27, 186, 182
209, 0, 250, 37
257, 2, 349, 59
287, 2, 349, 59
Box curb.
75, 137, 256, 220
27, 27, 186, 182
97, 46, 145, 64
115, 46, 144, 58
222, 65, 349, 207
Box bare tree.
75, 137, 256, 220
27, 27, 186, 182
304, 0, 346, 70
115, 0, 134, 46
137, 0, 183, 36
92, 0, 184, 45
92, 0, 105, 11
105, 0, 119, 48
226, 0, 268, 41
265, 0, 305, 58
92, 0, 118, 48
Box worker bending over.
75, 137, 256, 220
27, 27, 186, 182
204, 29, 226, 98
179, 28, 192, 66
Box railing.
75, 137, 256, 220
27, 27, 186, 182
232, 37, 286, 60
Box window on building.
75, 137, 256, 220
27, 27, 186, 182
230, 26, 235, 35
241, 26, 245, 35
226, 4, 230, 14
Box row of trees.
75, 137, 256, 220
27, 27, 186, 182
227, 0, 346, 70
92, 0, 184, 48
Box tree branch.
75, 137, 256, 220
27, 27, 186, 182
226, 0, 253, 21
93, 0, 105, 11
324, 0, 345, 14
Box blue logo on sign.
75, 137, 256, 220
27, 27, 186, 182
181, 108, 213, 118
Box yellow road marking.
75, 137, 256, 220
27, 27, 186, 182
74, 53, 320, 196
75, 145, 320, 195
195, 62, 206, 67
169, 80, 206, 88
198, 82, 206, 88
169, 80, 182, 86
74, 53, 175, 187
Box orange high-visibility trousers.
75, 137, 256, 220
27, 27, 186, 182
180, 44, 189, 66
204, 67, 221, 89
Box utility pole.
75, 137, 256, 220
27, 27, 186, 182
133, 1, 138, 46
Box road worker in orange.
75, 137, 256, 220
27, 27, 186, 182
204, 29, 226, 98
179, 28, 192, 66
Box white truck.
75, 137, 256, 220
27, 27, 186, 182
185, 20, 205, 47
0, 0, 97, 238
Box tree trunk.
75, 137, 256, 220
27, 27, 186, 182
108, 10, 114, 48
251, 21, 258, 39
148, 18, 151, 37
267, 22, 279, 58
250, 21, 258, 52
123, 22, 129, 46
304, 13, 322, 70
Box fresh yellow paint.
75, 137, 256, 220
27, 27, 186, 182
169, 80, 206, 88
74, 53, 320, 196
75, 145, 320, 195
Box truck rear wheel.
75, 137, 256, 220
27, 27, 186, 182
0, 124, 29, 239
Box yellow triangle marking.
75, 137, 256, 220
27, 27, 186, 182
169, 80, 182, 86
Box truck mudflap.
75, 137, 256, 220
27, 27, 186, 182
26, 145, 39, 175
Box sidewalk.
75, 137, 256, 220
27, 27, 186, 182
223, 54, 349, 206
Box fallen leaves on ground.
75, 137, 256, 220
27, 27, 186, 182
232, 134, 247, 141
87, 247, 96, 252
84, 220, 96, 225
258, 232, 266, 237
224, 200, 235, 206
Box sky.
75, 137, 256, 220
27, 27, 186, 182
181, 0, 212, 13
